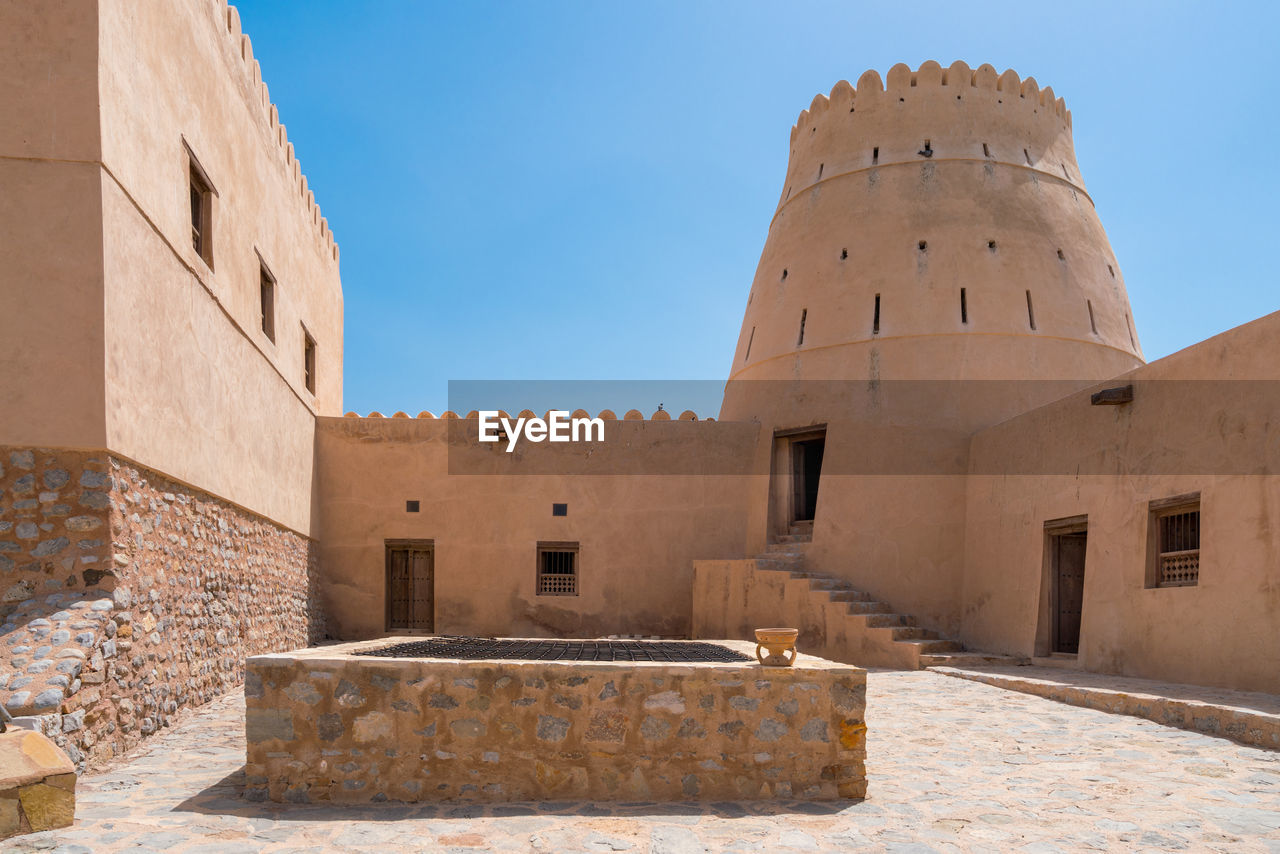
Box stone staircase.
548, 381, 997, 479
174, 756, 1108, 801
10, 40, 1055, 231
693, 521, 1026, 670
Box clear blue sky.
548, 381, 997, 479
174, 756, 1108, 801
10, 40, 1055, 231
235, 1, 1279, 417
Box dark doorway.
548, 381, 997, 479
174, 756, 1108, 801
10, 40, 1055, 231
790, 435, 825, 522
1051, 531, 1087, 654
386, 540, 434, 633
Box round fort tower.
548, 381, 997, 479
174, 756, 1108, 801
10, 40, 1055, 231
720, 60, 1144, 426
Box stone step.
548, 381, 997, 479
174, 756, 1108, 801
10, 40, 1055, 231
829, 590, 879, 604
891, 626, 941, 641
897, 638, 964, 654
808, 578, 853, 592
772, 533, 813, 545
752, 562, 799, 575
789, 520, 814, 534
920, 652, 1031, 668
844, 600, 893, 614
862, 613, 917, 629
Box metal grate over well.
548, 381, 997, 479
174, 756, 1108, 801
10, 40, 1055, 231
354, 637, 753, 663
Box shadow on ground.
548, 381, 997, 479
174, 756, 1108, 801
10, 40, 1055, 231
173, 765, 859, 822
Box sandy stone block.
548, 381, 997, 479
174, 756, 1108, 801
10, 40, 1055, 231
16, 782, 74, 832
0, 731, 75, 790
0, 794, 20, 838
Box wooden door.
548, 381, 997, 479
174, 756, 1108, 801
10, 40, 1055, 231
790, 436, 825, 522
386, 543, 433, 632
1053, 533, 1087, 654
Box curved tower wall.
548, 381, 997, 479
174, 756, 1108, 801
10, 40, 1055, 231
721, 60, 1143, 428
719, 62, 1146, 638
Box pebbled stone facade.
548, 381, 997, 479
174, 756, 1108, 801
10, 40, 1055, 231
0, 447, 326, 770
245, 639, 867, 803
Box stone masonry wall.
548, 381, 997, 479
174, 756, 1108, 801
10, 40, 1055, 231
245, 639, 868, 803
0, 447, 325, 769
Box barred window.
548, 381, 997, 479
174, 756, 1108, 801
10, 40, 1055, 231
1148, 496, 1200, 588
537, 542, 578, 596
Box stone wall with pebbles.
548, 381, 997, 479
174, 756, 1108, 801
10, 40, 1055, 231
0, 449, 114, 609
245, 639, 867, 804
0, 447, 326, 769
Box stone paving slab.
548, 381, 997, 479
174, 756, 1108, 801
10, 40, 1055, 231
933, 665, 1280, 751
5, 670, 1280, 852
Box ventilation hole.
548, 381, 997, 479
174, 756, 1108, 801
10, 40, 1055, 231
872, 146, 879, 165
988, 240, 997, 251
817, 163, 824, 179
405, 500, 420, 513
748, 291, 753, 305
873, 294, 881, 334
956, 95, 961, 100
797, 309, 808, 346
1026, 290, 1037, 330
1126, 313, 1136, 348
998, 99, 1003, 104
919, 140, 933, 158
1057, 249, 1065, 261
983, 143, 990, 158
1062, 163, 1069, 177
841, 248, 848, 260
786, 186, 792, 199
899, 97, 905, 102
960, 288, 968, 324
744, 327, 755, 362
918, 240, 928, 252
1024, 148, 1031, 165
1087, 299, 1097, 334
850, 105, 855, 113
1108, 264, 1115, 277
781, 269, 788, 281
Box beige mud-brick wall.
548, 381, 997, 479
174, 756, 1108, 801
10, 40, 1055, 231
315, 416, 760, 640
0, 1, 106, 451
97, 0, 343, 533
245, 640, 867, 803
960, 311, 1280, 694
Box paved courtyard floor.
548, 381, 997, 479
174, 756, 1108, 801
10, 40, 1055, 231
7, 670, 1280, 853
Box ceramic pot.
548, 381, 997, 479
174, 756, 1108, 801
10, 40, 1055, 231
754, 627, 799, 666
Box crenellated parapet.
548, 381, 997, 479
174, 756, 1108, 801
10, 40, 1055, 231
342, 409, 716, 422
216, 1, 339, 263
779, 61, 1084, 216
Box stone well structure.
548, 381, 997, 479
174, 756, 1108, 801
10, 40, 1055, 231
244, 639, 867, 803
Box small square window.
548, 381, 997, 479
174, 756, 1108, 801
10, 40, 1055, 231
552, 503, 567, 517
1147, 495, 1200, 588
303, 329, 317, 395
405, 500, 420, 513
537, 542, 578, 596
258, 259, 276, 343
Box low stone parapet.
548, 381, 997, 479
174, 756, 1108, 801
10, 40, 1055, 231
245, 638, 867, 803
0, 729, 76, 839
